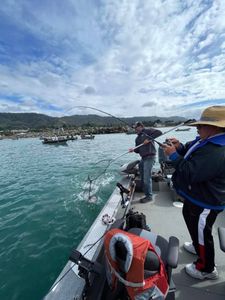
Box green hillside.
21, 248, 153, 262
0, 112, 186, 130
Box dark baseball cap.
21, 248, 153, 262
133, 121, 144, 128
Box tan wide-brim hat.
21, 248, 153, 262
189, 106, 225, 128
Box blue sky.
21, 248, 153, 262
1, 0, 225, 118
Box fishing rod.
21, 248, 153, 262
84, 118, 195, 198
65, 104, 194, 139
63, 105, 133, 201
160, 119, 195, 135
84, 119, 195, 193
141, 118, 196, 148
93, 118, 195, 168
63, 105, 147, 200
64, 104, 194, 143
64, 105, 132, 128
64, 105, 194, 199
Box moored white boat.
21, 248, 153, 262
80, 134, 95, 140
42, 136, 68, 144
175, 128, 191, 132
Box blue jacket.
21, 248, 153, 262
169, 133, 225, 210
134, 128, 162, 158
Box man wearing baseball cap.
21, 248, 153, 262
129, 121, 162, 203
163, 106, 225, 280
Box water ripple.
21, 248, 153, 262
0, 130, 197, 300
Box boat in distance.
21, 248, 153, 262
80, 134, 95, 139
42, 136, 68, 144
175, 128, 191, 132
44, 156, 225, 300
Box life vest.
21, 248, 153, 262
104, 228, 169, 300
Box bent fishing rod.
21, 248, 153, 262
86, 117, 195, 187
106, 118, 195, 163
64, 105, 132, 128
64, 104, 194, 146
142, 118, 195, 147
64, 104, 194, 137
63, 105, 134, 200
64, 105, 194, 196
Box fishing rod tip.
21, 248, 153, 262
185, 118, 196, 124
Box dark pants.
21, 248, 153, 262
182, 200, 222, 272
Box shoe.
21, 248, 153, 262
183, 242, 197, 255
185, 263, 218, 280
140, 196, 154, 203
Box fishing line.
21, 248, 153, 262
84, 118, 195, 189
92, 119, 194, 168
64, 105, 194, 200
83, 119, 194, 200
43, 183, 143, 299
43, 112, 195, 296
44, 179, 137, 298
43, 231, 108, 298
64, 105, 132, 128
82, 160, 117, 201
63, 105, 134, 201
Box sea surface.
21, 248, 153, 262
0, 128, 197, 300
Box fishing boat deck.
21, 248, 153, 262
131, 180, 225, 300
44, 174, 225, 300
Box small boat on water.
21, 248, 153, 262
42, 136, 68, 144
67, 135, 78, 141
44, 152, 225, 300
80, 134, 95, 139
175, 128, 191, 132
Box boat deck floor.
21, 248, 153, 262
131, 181, 225, 300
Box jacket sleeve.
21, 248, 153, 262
177, 141, 195, 156
134, 137, 140, 153
171, 145, 224, 184
134, 147, 140, 153
145, 128, 162, 139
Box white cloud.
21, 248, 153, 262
0, 0, 225, 118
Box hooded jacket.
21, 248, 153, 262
169, 133, 225, 210
134, 128, 162, 158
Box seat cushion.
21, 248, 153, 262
128, 228, 169, 265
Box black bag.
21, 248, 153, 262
125, 209, 150, 231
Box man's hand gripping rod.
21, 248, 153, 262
101, 119, 195, 166
134, 119, 195, 149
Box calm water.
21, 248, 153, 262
0, 128, 197, 300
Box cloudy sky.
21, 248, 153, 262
1, 0, 225, 119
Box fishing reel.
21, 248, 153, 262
69, 249, 104, 297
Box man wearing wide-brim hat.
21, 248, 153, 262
163, 106, 225, 280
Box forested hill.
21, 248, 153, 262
0, 112, 186, 130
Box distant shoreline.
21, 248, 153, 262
0, 124, 181, 140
